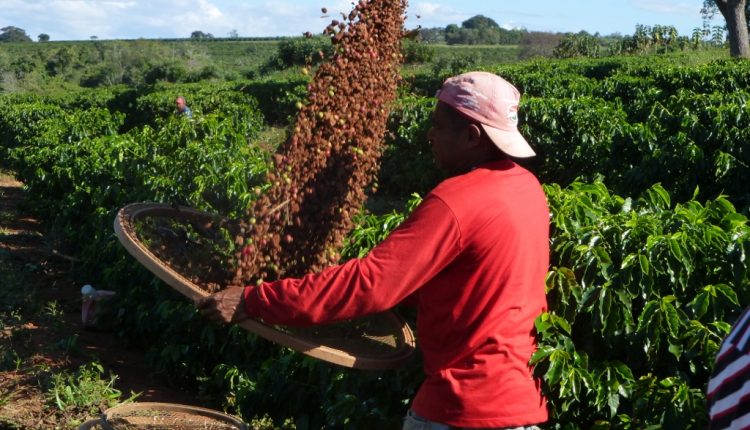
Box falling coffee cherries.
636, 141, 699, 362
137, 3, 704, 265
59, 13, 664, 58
229, 0, 408, 286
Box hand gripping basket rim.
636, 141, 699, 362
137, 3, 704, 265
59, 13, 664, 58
113, 202, 416, 370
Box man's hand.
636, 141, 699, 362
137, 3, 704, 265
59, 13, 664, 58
196, 286, 249, 324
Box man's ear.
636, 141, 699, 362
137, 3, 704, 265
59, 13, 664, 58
465, 123, 483, 148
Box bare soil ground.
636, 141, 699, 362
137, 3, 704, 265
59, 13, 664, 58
0, 174, 204, 429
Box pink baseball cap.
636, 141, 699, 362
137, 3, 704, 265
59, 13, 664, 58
436, 71, 535, 158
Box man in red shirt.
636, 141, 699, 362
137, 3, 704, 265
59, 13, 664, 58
198, 71, 549, 429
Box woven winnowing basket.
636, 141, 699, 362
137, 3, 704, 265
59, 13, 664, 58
93, 402, 249, 430
114, 203, 416, 370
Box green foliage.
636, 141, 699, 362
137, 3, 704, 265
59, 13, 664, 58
45, 46, 77, 77
46, 362, 133, 414
191, 30, 215, 40
0, 84, 268, 285
554, 33, 602, 58
341, 194, 422, 258
401, 40, 435, 64
142, 60, 189, 84
238, 76, 309, 126
126, 81, 265, 130
0, 39, 277, 92
76, 40, 222, 87
461, 15, 500, 30
444, 23, 524, 45
538, 23, 718, 58
406, 56, 750, 211
379, 96, 441, 197
617, 24, 685, 55
0, 98, 67, 151
517, 31, 565, 60
534, 180, 748, 428
429, 55, 479, 80
520, 95, 625, 183
263, 36, 333, 71
0, 26, 32, 43
402, 46, 519, 83
0, 242, 37, 337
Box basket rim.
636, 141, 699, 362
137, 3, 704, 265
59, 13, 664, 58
113, 202, 416, 370
78, 418, 104, 430
102, 401, 248, 430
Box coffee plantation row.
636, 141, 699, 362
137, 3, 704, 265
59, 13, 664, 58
1, 54, 749, 428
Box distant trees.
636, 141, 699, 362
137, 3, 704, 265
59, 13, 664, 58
553, 32, 601, 58
401, 40, 435, 64
0, 26, 32, 42
616, 24, 685, 54
413, 12, 733, 58
262, 36, 333, 71
38, 33, 50, 42
45, 47, 76, 77
79, 40, 209, 87
418, 27, 445, 44
549, 23, 725, 59
0, 37, 233, 91
191, 31, 214, 40
518, 31, 563, 59
418, 15, 524, 45
461, 15, 500, 30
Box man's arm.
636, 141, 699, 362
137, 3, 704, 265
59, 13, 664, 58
199, 195, 461, 326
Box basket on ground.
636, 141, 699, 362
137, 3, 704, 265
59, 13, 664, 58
78, 402, 248, 430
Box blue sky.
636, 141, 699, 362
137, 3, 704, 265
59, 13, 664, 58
3, 0, 721, 41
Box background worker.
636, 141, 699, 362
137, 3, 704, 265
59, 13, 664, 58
175, 95, 192, 118
198, 71, 549, 430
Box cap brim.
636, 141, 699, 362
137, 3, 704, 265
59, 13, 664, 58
481, 124, 536, 158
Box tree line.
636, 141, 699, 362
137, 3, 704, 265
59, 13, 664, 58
3, 0, 750, 57
0, 26, 47, 43
412, 1, 750, 58
418, 15, 525, 45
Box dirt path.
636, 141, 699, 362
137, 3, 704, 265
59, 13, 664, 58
0, 173, 202, 429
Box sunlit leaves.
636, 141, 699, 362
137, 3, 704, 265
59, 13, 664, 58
539, 179, 749, 428
340, 193, 421, 259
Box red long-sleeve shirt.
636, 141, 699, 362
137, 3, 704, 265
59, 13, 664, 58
244, 159, 549, 427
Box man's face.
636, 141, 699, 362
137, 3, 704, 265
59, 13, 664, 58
427, 103, 471, 175
175, 98, 185, 110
